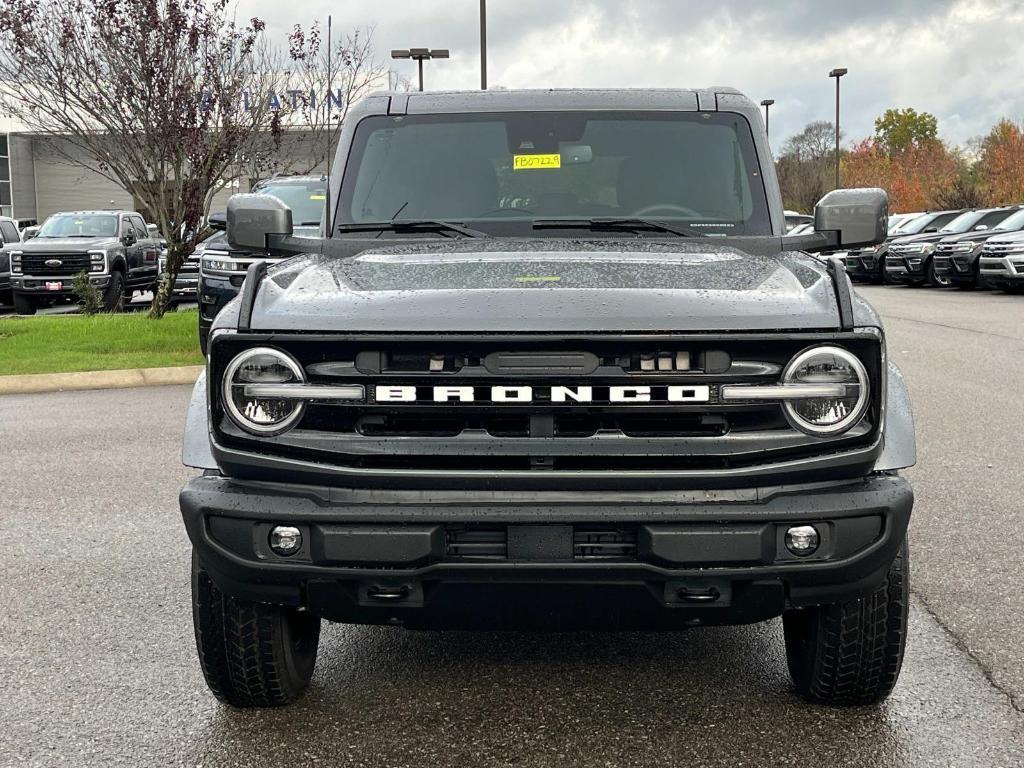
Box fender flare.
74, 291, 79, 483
182, 370, 217, 470
877, 360, 917, 471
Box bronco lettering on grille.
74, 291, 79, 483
374, 385, 712, 404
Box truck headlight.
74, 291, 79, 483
89, 250, 106, 273
781, 346, 870, 435
10, 250, 22, 274
202, 256, 248, 275
222, 347, 305, 435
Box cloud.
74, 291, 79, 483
240, 0, 1024, 149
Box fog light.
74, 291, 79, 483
785, 525, 820, 556
269, 526, 302, 556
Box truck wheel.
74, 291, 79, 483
191, 553, 320, 708
783, 538, 909, 706
12, 293, 36, 315
102, 272, 125, 312
927, 259, 951, 287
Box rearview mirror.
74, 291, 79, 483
813, 188, 888, 248
226, 194, 293, 251
208, 211, 227, 231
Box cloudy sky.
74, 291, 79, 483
240, 0, 1024, 153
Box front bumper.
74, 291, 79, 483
844, 250, 883, 279
885, 254, 927, 281
979, 255, 1024, 286
933, 251, 980, 283
11, 274, 110, 297
181, 473, 913, 629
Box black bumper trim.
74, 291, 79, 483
181, 474, 913, 627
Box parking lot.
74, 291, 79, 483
1, 284, 1023, 767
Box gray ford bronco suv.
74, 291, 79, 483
180, 88, 916, 708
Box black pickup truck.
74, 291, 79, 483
180, 87, 916, 709
7, 210, 160, 314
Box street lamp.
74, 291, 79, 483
829, 67, 848, 189
391, 48, 450, 92
760, 99, 775, 141
480, 0, 488, 90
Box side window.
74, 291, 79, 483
120, 217, 135, 239
0, 221, 17, 243
131, 216, 148, 239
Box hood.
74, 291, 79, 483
18, 236, 119, 252
939, 229, 1020, 246
246, 239, 846, 333
983, 230, 1024, 246
892, 230, 963, 246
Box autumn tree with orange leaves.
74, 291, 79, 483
842, 138, 964, 212
978, 119, 1024, 206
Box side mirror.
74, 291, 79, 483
813, 188, 888, 248
147, 223, 159, 237
122, 232, 136, 246
226, 194, 293, 251
22, 226, 39, 241
207, 211, 227, 231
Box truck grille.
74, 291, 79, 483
20, 253, 91, 276
209, 333, 883, 488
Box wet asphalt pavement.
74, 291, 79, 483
1, 284, 1023, 767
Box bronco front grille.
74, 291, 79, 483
209, 333, 883, 486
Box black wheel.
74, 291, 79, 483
783, 538, 909, 706
102, 271, 125, 312
12, 292, 36, 315
927, 259, 951, 287
1003, 284, 1024, 295
191, 552, 321, 708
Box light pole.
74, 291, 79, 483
391, 48, 450, 92
480, 0, 488, 90
829, 67, 847, 189
760, 99, 775, 141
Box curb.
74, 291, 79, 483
0, 365, 205, 395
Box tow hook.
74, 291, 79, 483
366, 585, 411, 602
675, 586, 721, 603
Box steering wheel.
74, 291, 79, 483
631, 204, 701, 218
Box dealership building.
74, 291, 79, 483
0, 115, 323, 223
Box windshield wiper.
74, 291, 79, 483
336, 220, 489, 238
532, 217, 704, 237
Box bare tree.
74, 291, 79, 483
0, 0, 282, 317
776, 121, 839, 213
246, 24, 389, 180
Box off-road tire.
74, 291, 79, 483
1002, 283, 1024, 295
783, 538, 909, 706
191, 552, 321, 708
102, 271, 125, 312
12, 292, 36, 315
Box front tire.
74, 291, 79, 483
102, 271, 125, 312
783, 538, 909, 706
927, 259, 951, 287
191, 553, 321, 708
12, 292, 36, 315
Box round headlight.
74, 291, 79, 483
782, 346, 870, 435
222, 347, 305, 435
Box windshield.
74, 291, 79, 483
937, 209, 1014, 233
254, 180, 326, 226
897, 211, 957, 235
37, 214, 118, 238
992, 208, 1024, 231
337, 110, 771, 237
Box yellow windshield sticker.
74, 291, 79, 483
515, 275, 561, 283
513, 153, 561, 170
309, 193, 326, 200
